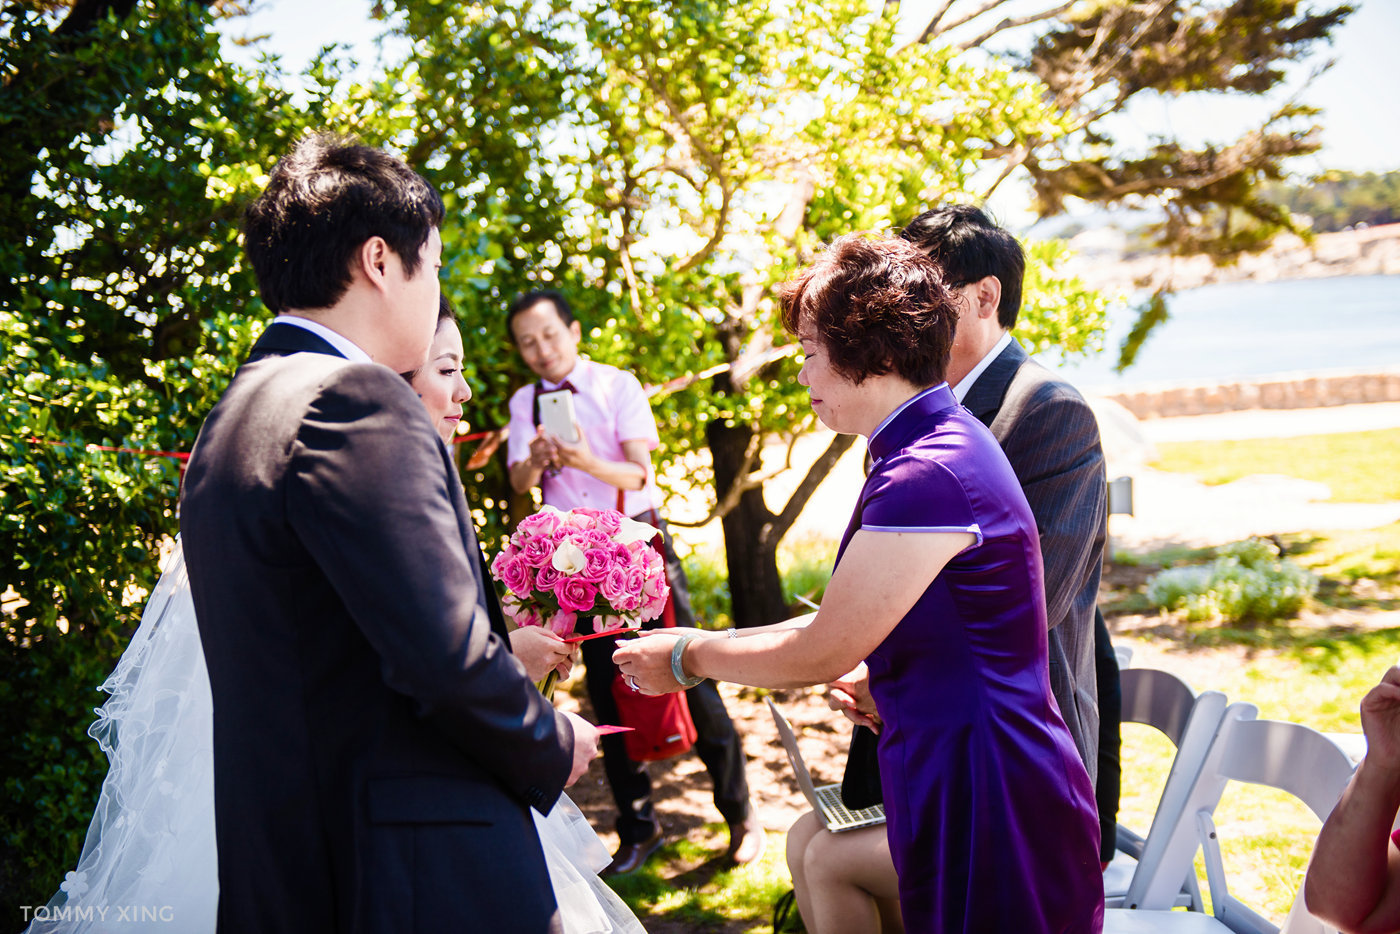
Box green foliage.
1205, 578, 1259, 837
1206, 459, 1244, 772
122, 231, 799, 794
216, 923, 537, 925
778, 536, 838, 611
0, 0, 339, 901
1116, 288, 1170, 373
1146, 538, 1318, 624
1020, 0, 1352, 261
1262, 170, 1400, 233
682, 548, 733, 632
1152, 428, 1400, 503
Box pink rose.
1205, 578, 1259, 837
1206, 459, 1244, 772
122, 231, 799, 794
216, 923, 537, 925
535, 564, 562, 593
622, 566, 647, 610
641, 571, 670, 618
599, 566, 630, 605
581, 547, 614, 583
582, 509, 622, 535
556, 577, 599, 613
511, 603, 544, 628
517, 509, 562, 537
596, 614, 629, 633
520, 535, 556, 569
493, 553, 534, 596
546, 609, 578, 637
565, 510, 597, 531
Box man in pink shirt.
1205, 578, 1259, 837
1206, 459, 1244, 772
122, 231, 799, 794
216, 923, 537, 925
506, 289, 764, 875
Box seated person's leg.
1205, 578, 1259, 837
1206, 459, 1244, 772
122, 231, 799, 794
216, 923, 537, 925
801, 821, 901, 934
785, 811, 824, 923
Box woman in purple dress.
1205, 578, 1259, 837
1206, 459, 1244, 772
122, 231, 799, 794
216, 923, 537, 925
615, 233, 1102, 933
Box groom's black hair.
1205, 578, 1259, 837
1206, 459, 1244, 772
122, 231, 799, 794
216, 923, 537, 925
899, 204, 1025, 330
244, 133, 444, 314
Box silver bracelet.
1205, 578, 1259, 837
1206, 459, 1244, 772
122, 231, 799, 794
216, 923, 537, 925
670, 632, 705, 689
726, 627, 738, 639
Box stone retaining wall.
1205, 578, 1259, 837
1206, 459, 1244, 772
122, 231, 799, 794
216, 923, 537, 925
1107, 368, 1400, 419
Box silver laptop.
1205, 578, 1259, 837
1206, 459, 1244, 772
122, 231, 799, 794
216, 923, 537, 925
765, 697, 886, 833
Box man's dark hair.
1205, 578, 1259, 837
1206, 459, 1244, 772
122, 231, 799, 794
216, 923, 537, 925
899, 204, 1025, 330
244, 133, 444, 313
506, 289, 575, 342
779, 234, 956, 387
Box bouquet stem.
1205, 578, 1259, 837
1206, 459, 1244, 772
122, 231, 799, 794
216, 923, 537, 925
537, 669, 559, 702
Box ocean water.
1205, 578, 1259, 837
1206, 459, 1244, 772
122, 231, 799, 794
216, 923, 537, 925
1042, 274, 1400, 391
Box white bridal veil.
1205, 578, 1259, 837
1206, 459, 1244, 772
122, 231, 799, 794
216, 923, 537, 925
27, 542, 216, 933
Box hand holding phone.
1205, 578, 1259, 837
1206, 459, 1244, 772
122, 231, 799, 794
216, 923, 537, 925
537, 389, 580, 444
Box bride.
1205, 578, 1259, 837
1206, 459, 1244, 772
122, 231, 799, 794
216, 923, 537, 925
27, 305, 644, 934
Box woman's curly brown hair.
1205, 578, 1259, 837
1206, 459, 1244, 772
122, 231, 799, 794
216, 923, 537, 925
779, 233, 956, 386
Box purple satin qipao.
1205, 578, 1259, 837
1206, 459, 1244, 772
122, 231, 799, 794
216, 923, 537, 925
839, 384, 1103, 934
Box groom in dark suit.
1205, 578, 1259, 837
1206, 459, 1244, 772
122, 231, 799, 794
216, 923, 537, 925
901, 205, 1123, 867
180, 135, 598, 933
901, 204, 1108, 785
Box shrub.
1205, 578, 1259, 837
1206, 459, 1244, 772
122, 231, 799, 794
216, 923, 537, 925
1146, 538, 1317, 624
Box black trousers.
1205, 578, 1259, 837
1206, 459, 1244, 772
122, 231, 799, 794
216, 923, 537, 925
580, 519, 751, 845
1094, 608, 1123, 863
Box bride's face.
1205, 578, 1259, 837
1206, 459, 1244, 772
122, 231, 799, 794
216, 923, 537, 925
411, 318, 471, 444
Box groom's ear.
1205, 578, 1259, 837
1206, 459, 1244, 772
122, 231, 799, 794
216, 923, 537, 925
355, 237, 392, 290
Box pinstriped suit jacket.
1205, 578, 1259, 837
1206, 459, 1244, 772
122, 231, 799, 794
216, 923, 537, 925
962, 338, 1107, 784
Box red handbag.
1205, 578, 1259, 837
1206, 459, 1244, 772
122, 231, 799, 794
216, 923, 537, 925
607, 494, 696, 760
610, 672, 697, 761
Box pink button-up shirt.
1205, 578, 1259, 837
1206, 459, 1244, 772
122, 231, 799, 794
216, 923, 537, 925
507, 358, 661, 516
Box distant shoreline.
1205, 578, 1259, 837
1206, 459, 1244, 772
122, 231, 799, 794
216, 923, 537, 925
1100, 365, 1400, 419
1067, 222, 1400, 294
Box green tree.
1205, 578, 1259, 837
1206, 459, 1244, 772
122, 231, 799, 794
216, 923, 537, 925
0, 0, 354, 900
383, 0, 1110, 625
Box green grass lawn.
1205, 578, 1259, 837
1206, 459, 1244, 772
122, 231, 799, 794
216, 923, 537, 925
1151, 427, 1400, 502
607, 826, 795, 932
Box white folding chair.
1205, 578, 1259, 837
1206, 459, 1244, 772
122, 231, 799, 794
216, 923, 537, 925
1105, 702, 1357, 934
1107, 667, 1228, 911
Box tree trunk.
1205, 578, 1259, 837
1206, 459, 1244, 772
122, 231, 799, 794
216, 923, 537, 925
706, 418, 787, 628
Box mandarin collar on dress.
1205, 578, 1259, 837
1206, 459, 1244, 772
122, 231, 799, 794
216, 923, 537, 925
867, 382, 957, 465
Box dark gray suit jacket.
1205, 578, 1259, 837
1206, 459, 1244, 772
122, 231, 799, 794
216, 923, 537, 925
962, 338, 1107, 783
181, 323, 572, 934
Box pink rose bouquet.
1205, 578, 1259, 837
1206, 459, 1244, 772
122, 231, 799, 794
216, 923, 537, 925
490, 505, 671, 695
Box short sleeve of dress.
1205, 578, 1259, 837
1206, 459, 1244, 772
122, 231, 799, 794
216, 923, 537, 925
609, 371, 660, 450
506, 385, 536, 467
860, 450, 984, 548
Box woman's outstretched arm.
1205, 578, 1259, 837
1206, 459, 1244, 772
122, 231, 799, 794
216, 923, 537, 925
614, 528, 972, 692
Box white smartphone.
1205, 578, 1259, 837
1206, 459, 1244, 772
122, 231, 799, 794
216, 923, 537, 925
537, 390, 580, 443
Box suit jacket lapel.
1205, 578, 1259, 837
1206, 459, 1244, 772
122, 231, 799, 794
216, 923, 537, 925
248, 321, 344, 361
960, 339, 1028, 427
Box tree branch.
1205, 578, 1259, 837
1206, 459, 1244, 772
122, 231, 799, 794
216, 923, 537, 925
951, 1, 1074, 50
666, 428, 767, 527
914, 0, 961, 44
769, 433, 858, 542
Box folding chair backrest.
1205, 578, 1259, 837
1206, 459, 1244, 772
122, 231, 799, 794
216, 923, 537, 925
1120, 666, 1199, 746
1120, 686, 1231, 910
1198, 714, 1356, 934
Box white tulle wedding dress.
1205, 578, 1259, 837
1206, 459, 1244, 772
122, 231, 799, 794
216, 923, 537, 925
28, 541, 643, 934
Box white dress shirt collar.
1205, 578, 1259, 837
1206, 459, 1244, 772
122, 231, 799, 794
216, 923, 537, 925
271, 315, 373, 364
952, 330, 1013, 403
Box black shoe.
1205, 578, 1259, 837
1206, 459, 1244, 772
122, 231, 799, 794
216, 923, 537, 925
603, 826, 665, 876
